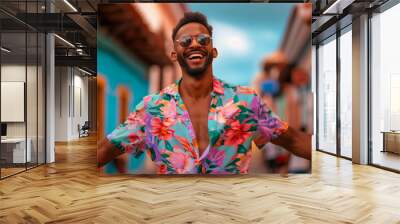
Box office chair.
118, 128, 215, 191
78, 121, 90, 138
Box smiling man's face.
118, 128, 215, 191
172, 22, 217, 78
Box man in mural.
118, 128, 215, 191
98, 12, 311, 174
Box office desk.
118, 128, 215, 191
381, 131, 400, 154
1, 138, 31, 163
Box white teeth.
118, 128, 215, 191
188, 53, 203, 59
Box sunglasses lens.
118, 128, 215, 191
177, 34, 210, 47
179, 36, 192, 47
197, 34, 210, 46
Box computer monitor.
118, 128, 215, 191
1, 123, 7, 137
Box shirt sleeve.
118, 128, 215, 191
106, 99, 147, 156
251, 94, 288, 148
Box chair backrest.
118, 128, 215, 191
82, 121, 90, 129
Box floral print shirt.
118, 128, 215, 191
107, 77, 288, 174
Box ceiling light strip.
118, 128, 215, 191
63, 0, 78, 12
78, 67, 93, 76
1, 47, 11, 53
54, 34, 75, 48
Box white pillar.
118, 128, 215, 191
352, 14, 369, 164
45, 1, 55, 163
46, 33, 55, 163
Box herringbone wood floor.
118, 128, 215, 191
0, 136, 399, 224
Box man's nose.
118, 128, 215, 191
190, 37, 201, 48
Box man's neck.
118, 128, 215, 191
179, 73, 213, 100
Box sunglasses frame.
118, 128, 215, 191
175, 34, 212, 48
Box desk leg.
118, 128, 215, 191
382, 133, 386, 153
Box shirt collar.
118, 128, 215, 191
162, 76, 225, 98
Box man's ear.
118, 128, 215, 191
171, 51, 177, 62
212, 48, 218, 58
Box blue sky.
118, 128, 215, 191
188, 3, 294, 86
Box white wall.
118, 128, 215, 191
1, 65, 26, 139
54, 66, 69, 141
72, 72, 89, 138
54, 67, 89, 141
1, 65, 39, 138
1, 64, 45, 163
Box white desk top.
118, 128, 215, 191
1, 138, 28, 143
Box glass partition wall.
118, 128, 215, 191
0, 29, 27, 177
0, 2, 46, 179
316, 25, 353, 159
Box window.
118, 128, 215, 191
339, 27, 352, 158
317, 35, 337, 154
371, 3, 400, 171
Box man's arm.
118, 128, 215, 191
97, 98, 147, 169
271, 126, 311, 160
97, 138, 125, 167
251, 93, 311, 161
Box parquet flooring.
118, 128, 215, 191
1, 167, 26, 178
0, 136, 399, 223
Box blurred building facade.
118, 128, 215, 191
252, 4, 312, 173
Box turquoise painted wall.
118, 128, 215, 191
98, 33, 150, 174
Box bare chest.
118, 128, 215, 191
184, 99, 210, 155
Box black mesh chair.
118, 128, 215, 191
78, 121, 90, 138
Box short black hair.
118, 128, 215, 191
172, 12, 213, 41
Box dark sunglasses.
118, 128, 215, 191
175, 34, 212, 48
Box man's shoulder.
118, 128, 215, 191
139, 83, 177, 108
218, 79, 257, 98
138, 79, 259, 108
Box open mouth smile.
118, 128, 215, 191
185, 50, 206, 61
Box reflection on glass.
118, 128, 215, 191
1, 31, 27, 177
371, 3, 400, 171
38, 33, 46, 165
318, 36, 337, 154
0, 1, 46, 179
27, 31, 38, 169
340, 29, 352, 158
